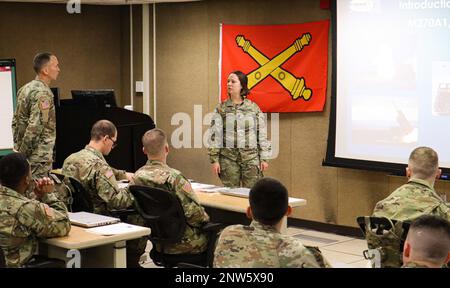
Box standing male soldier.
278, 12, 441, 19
12, 52, 60, 179
134, 128, 210, 255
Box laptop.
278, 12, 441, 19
218, 187, 251, 198
68, 212, 120, 228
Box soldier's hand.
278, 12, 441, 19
126, 172, 135, 184
34, 177, 55, 198
260, 161, 269, 172
211, 163, 221, 176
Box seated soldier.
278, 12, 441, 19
214, 177, 330, 268
62, 119, 145, 268
373, 146, 449, 222
62, 119, 134, 214
402, 215, 450, 268
0, 152, 70, 267
134, 128, 210, 255
368, 146, 450, 267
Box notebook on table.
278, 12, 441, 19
68, 212, 121, 228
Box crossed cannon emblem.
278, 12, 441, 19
235, 33, 312, 101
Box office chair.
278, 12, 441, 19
129, 185, 225, 268
64, 175, 135, 221
67, 176, 94, 213
49, 172, 76, 211
357, 216, 410, 268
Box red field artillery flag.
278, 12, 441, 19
220, 20, 329, 112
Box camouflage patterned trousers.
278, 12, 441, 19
219, 156, 262, 188
31, 161, 53, 179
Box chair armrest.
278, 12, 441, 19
201, 222, 226, 233
23, 256, 66, 268
110, 208, 138, 221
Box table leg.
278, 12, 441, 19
113, 240, 127, 268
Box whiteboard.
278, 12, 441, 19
0, 59, 16, 155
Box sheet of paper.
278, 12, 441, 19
118, 181, 129, 189
86, 223, 144, 236
198, 186, 230, 193
190, 182, 217, 190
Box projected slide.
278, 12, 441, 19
334, 0, 450, 169
0, 62, 15, 152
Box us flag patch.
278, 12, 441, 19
40, 99, 50, 110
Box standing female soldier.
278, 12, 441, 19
208, 71, 271, 188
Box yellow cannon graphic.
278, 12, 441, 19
236, 33, 312, 100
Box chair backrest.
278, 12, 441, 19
357, 216, 410, 268
68, 176, 94, 213
50, 172, 79, 210
128, 185, 186, 247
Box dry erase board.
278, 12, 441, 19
0, 59, 16, 155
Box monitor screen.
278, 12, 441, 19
325, 0, 450, 178
71, 89, 117, 108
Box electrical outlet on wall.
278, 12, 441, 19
135, 81, 144, 93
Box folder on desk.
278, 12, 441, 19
68, 212, 121, 228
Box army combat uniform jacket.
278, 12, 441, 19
214, 221, 331, 268
62, 145, 134, 215
208, 98, 271, 164
0, 185, 70, 267
134, 160, 210, 254
12, 79, 56, 170
373, 178, 450, 222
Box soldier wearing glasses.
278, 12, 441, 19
61, 120, 146, 268
62, 119, 134, 215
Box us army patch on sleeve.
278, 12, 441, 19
105, 169, 114, 179
40, 98, 50, 110
182, 181, 193, 194
42, 203, 55, 219
40, 98, 50, 122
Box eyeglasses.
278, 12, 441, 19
107, 136, 117, 148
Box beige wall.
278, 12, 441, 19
0, 2, 126, 105
154, 0, 450, 227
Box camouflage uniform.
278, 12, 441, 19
0, 185, 70, 268
369, 178, 450, 268
214, 221, 331, 268
208, 99, 271, 188
61, 145, 134, 215
134, 160, 210, 254
373, 178, 450, 222
62, 145, 146, 267
12, 79, 56, 179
